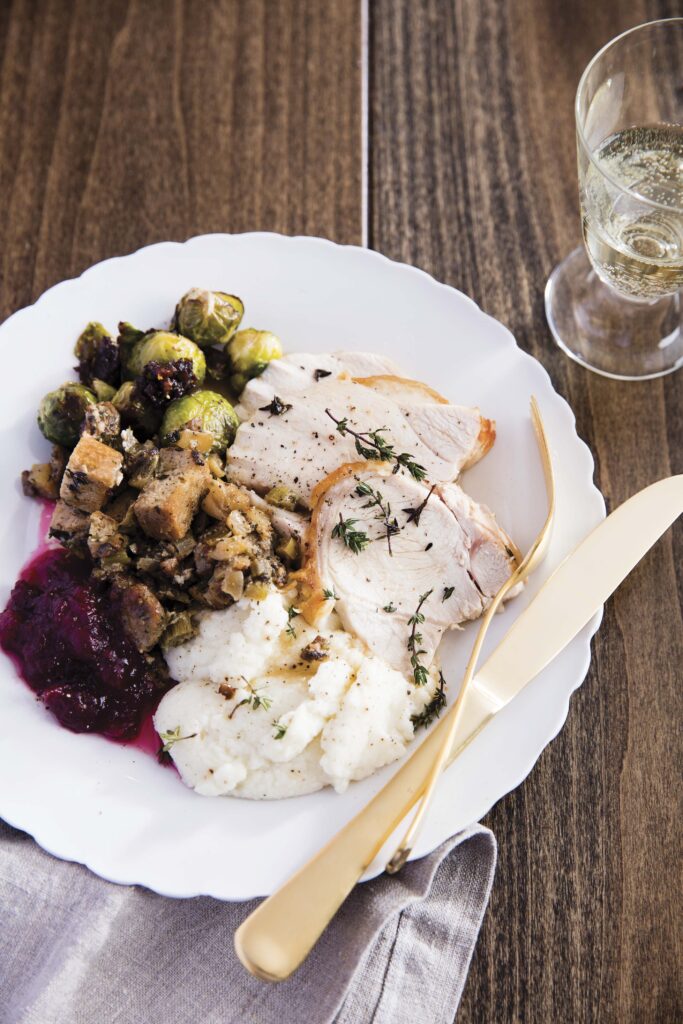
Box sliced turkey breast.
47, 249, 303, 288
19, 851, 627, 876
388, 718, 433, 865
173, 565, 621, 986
236, 351, 401, 418
228, 376, 493, 508
295, 463, 518, 676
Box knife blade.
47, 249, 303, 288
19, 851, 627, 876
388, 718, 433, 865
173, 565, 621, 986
451, 472, 683, 760
235, 474, 683, 982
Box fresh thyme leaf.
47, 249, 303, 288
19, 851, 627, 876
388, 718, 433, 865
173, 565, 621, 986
393, 451, 427, 481
228, 684, 273, 718
252, 692, 273, 712
383, 602, 397, 613
442, 586, 455, 602
259, 395, 292, 416
355, 438, 382, 461
323, 588, 339, 600
411, 672, 447, 731
332, 514, 370, 554
272, 719, 288, 740
407, 590, 433, 686
158, 726, 197, 761
286, 605, 300, 638
404, 484, 436, 526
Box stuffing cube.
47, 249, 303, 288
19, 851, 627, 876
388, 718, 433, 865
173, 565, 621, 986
134, 448, 210, 541
60, 435, 124, 513
49, 500, 91, 548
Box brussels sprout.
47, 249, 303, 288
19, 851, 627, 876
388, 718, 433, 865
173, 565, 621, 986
91, 379, 117, 402
117, 322, 146, 377
74, 322, 120, 387
37, 383, 97, 447
160, 390, 239, 453
126, 330, 206, 384
227, 329, 282, 393
112, 381, 161, 437
173, 289, 244, 348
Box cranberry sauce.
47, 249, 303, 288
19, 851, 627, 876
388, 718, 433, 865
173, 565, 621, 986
0, 547, 172, 739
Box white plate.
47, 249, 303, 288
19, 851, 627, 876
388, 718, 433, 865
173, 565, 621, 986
0, 233, 604, 900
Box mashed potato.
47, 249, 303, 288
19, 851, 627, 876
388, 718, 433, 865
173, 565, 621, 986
155, 591, 437, 799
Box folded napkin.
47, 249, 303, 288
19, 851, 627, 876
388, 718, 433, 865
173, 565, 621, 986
0, 819, 496, 1024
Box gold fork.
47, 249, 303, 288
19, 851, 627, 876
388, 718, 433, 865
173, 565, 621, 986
235, 396, 554, 982
385, 395, 555, 872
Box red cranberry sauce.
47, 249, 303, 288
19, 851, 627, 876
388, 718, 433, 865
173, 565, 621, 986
0, 547, 172, 739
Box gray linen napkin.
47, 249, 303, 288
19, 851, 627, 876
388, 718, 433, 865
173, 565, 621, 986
0, 819, 496, 1024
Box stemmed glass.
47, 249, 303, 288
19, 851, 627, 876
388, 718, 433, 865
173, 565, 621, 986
545, 19, 683, 380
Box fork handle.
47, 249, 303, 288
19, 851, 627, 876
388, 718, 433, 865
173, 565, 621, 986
234, 686, 497, 981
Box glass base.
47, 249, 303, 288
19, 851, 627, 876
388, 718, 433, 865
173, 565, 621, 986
545, 246, 683, 381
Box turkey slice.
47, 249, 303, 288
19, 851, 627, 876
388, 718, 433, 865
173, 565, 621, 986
296, 463, 518, 676
236, 351, 401, 418
228, 376, 493, 508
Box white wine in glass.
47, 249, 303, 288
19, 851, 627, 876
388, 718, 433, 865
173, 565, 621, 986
582, 124, 683, 300
546, 20, 683, 380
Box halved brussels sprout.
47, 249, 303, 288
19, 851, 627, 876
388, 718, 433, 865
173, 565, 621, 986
112, 381, 162, 437
174, 289, 244, 348
160, 390, 239, 453
37, 383, 97, 447
74, 322, 120, 386
126, 331, 206, 384
227, 329, 282, 393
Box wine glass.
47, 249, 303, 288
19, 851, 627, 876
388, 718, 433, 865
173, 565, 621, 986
545, 19, 683, 380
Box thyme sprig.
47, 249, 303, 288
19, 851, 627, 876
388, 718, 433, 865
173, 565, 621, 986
228, 681, 273, 718
157, 726, 197, 762
325, 409, 427, 481
407, 589, 433, 686
332, 514, 370, 554
411, 671, 447, 731
323, 588, 339, 601
355, 480, 400, 555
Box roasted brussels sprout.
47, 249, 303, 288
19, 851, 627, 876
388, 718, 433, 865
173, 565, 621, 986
37, 383, 97, 447
160, 390, 239, 453
173, 289, 244, 348
126, 331, 206, 384
74, 322, 120, 387
117, 322, 146, 377
227, 329, 282, 393
112, 381, 161, 437
91, 379, 117, 402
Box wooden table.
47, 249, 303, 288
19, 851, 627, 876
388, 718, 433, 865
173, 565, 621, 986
1, 1, 680, 1020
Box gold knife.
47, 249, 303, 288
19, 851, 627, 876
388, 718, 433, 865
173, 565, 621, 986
234, 474, 683, 982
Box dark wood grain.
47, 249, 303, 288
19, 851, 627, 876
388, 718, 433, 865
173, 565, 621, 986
0, 0, 362, 322
370, 1, 682, 1021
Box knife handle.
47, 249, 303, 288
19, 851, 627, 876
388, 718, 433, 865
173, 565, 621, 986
234, 685, 497, 981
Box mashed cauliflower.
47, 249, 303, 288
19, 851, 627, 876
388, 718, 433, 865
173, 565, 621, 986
154, 591, 437, 799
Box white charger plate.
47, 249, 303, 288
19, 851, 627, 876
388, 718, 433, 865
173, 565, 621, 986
0, 233, 604, 900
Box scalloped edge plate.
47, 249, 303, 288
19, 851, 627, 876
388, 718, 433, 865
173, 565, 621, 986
0, 234, 604, 899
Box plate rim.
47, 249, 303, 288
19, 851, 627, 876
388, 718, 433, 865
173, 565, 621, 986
0, 232, 605, 899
